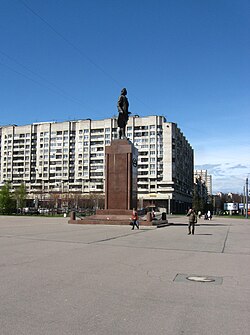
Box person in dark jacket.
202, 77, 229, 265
187, 208, 197, 235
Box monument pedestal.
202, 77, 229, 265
104, 139, 137, 211
69, 139, 138, 225
69, 139, 167, 226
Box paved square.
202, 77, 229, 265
0, 215, 249, 334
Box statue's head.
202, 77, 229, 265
121, 88, 127, 95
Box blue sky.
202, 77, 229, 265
1, 0, 249, 194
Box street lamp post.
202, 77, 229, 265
246, 178, 248, 219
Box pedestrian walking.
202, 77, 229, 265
131, 208, 139, 230
187, 208, 197, 235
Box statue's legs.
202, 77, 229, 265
118, 127, 126, 139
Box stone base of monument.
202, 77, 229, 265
68, 210, 169, 227
67, 138, 169, 228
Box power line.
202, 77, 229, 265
18, 0, 155, 114
19, 0, 121, 87
0, 55, 96, 113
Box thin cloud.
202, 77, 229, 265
195, 162, 250, 194
229, 164, 248, 170
214, 175, 246, 194
195, 164, 221, 170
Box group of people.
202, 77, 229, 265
204, 210, 212, 220
130, 207, 213, 234
197, 210, 212, 220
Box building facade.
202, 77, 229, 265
0, 115, 193, 213
194, 170, 212, 195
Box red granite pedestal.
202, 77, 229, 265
103, 139, 138, 211
68, 139, 168, 226
69, 139, 142, 225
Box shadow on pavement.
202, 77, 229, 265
169, 223, 230, 226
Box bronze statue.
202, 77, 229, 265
117, 88, 130, 139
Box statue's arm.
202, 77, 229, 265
117, 96, 124, 113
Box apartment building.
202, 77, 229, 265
194, 170, 212, 195
0, 115, 193, 213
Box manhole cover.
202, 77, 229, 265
174, 273, 223, 285
186, 276, 215, 283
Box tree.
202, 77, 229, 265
193, 178, 208, 213
14, 183, 27, 213
192, 192, 203, 213
0, 181, 15, 214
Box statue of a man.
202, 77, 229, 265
117, 88, 129, 139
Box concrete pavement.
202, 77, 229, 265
0, 215, 249, 334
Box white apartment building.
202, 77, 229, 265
0, 115, 193, 213
194, 170, 212, 195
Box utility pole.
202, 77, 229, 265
246, 178, 248, 219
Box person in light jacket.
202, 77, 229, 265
187, 208, 197, 235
